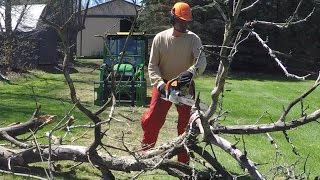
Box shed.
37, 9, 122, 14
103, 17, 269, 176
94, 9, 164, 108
77, 0, 140, 57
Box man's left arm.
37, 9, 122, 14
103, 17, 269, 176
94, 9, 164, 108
177, 35, 207, 87
188, 36, 207, 76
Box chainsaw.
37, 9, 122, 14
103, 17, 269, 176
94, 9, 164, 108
161, 78, 209, 111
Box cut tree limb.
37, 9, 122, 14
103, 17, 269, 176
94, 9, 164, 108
0, 145, 195, 178
189, 113, 264, 179
0, 107, 56, 148
212, 109, 320, 134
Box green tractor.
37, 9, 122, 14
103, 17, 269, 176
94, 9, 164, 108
94, 32, 150, 106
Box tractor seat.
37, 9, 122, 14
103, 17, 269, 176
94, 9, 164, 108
113, 63, 134, 81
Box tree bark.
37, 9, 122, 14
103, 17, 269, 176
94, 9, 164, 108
0, 145, 194, 178
4, 0, 13, 69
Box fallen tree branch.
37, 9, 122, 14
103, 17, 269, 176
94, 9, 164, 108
212, 109, 320, 134
280, 81, 320, 122
0, 131, 29, 148
212, 80, 320, 134
0, 145, 196, 179
189, 113, 264, 179
206, 133, 264, 179
0, 107, 56, 148
190, 144, 234, 179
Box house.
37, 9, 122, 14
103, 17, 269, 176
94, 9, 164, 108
77, 0, 141, 57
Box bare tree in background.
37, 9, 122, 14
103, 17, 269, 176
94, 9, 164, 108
0, 0, 319, 179
3, 0, 13, 70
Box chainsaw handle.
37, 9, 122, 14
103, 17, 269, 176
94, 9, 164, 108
165, 78, 178, 92
163, 78, 178, 98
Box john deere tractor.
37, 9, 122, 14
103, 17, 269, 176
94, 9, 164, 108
94, 32, 149, 106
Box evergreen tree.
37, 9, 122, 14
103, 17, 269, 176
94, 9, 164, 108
138, 0, 172, 33
187, 0, 225, 69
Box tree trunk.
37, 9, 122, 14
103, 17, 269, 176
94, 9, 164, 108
4, 0, 13, 70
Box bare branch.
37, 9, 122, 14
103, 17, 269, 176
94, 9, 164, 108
81, 0, 91, 27
250, 8, 315, 29
13, 4, 28, 31
232, 0, 244, 19
229, 26, 250, 58
0, 131, 29, 148
241, 0, 261, 12
94, 97, 112, 116
29, 129, 50, 179
47, 103, 76, 179
190, 144, 234, 179
282, 130, 299, 155
279, 81, 320, 122
212, 1, 228, 22
206, 133, 264, 179
212, 109, 320, 134
0, 145, 195, 179
266, 133, 278, 151
286, 0, 305, 25
315, 71, 320, 85
250, 30, 310, 80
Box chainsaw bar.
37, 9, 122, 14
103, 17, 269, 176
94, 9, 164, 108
162, 90, 209, 111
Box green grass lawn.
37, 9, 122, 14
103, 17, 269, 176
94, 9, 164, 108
1, 60, 319, 179
196, 73, 320, 179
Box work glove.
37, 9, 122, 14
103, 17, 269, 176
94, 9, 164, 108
157, 81, 166, 95
177, 70, 193, 87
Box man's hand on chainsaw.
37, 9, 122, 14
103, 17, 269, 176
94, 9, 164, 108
177, 70, 193, 87
157, 82, 166, 95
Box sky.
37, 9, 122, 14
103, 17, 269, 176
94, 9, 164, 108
0, 4, 46, 32
88, 0, 142, 7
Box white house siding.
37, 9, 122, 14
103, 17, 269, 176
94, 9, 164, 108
77, 18, 120, 57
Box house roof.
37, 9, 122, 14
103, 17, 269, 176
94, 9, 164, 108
0, 4, 46, 32
86, 0, 141, 17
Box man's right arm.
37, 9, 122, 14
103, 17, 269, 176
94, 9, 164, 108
148, 36, 163, 88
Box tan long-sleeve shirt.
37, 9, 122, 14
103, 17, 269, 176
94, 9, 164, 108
148, 28, 207, 87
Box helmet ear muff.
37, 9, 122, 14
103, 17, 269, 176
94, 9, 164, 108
170, 14, 176, 25
170, 8, 176, 25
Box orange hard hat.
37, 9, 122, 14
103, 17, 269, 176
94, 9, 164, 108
171, 2, 192, 21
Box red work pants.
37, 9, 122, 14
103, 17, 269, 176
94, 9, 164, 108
140, 87, 191, 163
